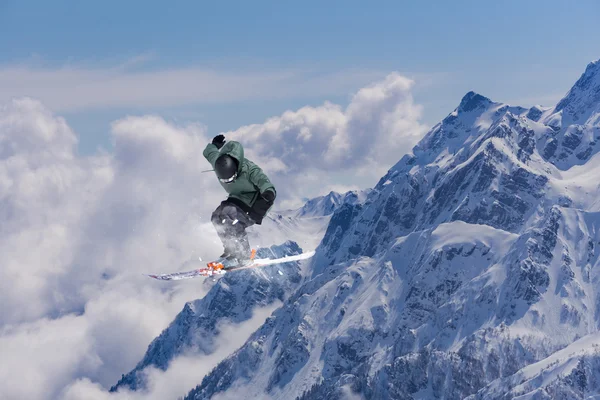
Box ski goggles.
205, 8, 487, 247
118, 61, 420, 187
219, 172, 238, 184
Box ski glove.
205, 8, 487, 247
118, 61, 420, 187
261, 190, 275, 203
212, 134, 226, 150
250, 190, 276, 223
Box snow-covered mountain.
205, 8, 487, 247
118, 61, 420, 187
118, 58, 600, 400
177, 59, 600, 400
290, 190, 371, 219
466, 332, 600, 399
539, 59, 600, 169
251, 190, 370, 252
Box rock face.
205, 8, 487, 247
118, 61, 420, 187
540, 60, 600, 169
121, 59, 600, 400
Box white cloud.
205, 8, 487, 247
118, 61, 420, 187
60, 304, 280, 400
0, 60, 386, 112
0, 100, 222, 326
0, 315, 93, 400
224, 72, 428, 207
0, 99, 225, 400
340, 385, 366, 400
0, 98, 106, 324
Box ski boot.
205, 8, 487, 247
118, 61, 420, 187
227, 249, 257, 269
215, 252, 239, 269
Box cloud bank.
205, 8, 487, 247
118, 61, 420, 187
0, 61, 386, 112
0, 98, 221, 400
224, 73, 428, 208
59, 304, 280, 400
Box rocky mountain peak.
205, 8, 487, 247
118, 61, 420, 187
553, 58, 600, 125
458, 91, 494, 113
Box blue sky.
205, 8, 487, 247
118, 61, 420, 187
1, 0, 600, 154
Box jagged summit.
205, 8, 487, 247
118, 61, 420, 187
294, 191, 343, 218
526, 104, 548, 122
538, 57, 600, 168
394, 89, 535, 178
457, 91, 494, 113
552, 58, 600, 125
409, 91, 500, 164
289, 190, 370, 219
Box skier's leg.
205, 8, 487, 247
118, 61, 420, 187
211, 201, 255, 261
211, 202, 237, 257
220, 204, 255, 260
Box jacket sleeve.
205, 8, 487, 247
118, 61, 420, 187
203, 143, 220, 167
248, 164, 276, 196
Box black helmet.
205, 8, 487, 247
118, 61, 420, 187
215, 154, 238, 183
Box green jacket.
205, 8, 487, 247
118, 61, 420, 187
203, 141, 276, 220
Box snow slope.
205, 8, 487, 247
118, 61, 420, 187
467, 332, 600, 399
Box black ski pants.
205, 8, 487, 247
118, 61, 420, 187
211, 200, 255, 258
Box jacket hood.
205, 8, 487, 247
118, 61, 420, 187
219, 141, 244, 172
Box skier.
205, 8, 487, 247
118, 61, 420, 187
203, 134, 276, 267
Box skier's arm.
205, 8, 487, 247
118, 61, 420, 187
248, 164, 276, 221
203, 143, 220, 167
248, 165, 276, 197
203, 135, 225, 167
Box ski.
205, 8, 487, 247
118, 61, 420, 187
146, 250, 315, 281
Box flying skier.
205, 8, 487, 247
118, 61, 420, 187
203, 134, 276, 267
